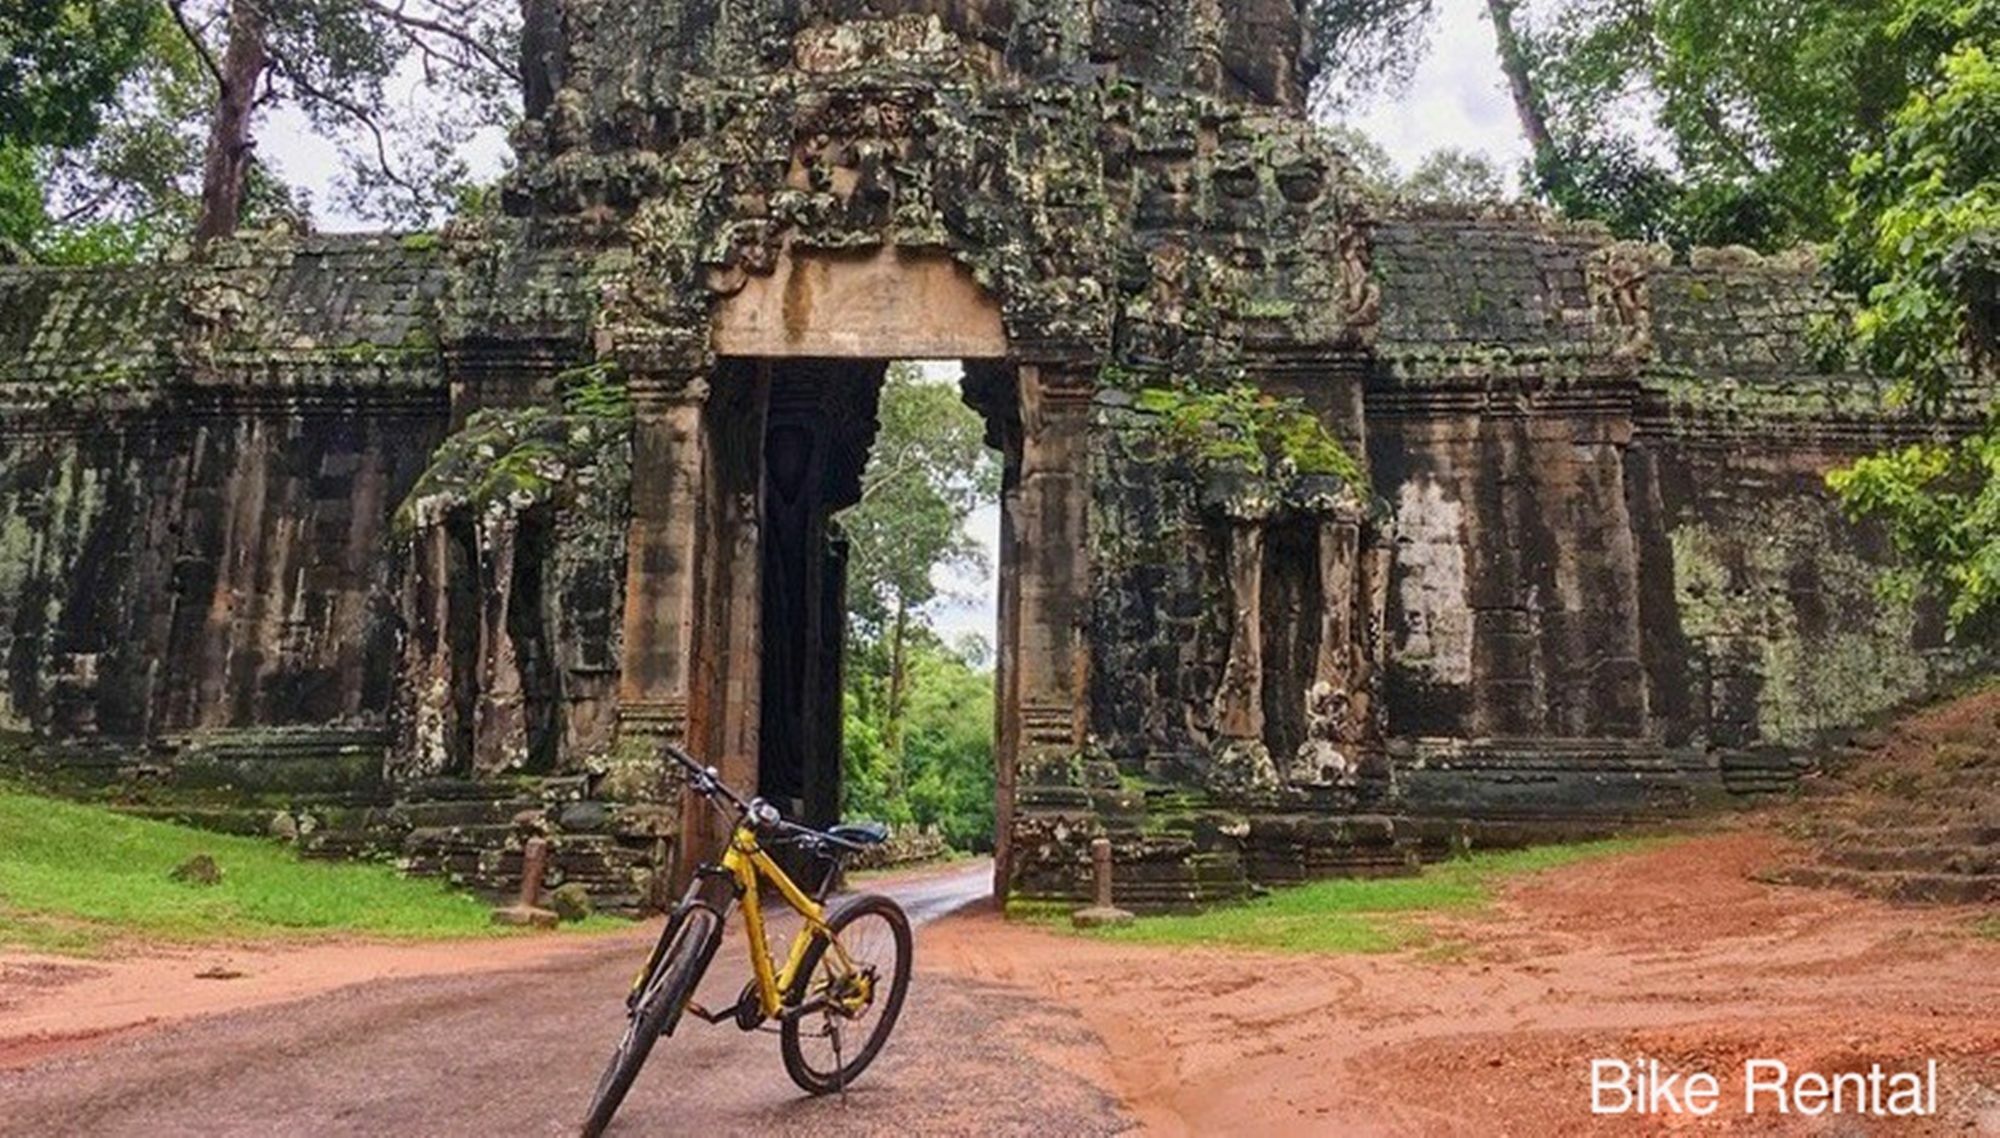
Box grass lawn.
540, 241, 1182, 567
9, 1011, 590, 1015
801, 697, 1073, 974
1066, 839, 1653, 955
0, 783, 610, 955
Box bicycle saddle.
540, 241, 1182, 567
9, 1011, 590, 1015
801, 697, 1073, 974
826, 822, 891, 848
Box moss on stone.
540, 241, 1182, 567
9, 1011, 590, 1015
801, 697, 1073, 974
394, 364, 633, 538
1134, 384, 1366, 485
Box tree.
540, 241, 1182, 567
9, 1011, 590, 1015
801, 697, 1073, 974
839, 365, 1001, 836
0, 0, 159, 257
842, 365, 1001, 772
1, 1, 156, 149
1304, 0, 1439, 113
1826, 0, 1999, 636
1510, 0, 1973, 247
165, 0, 517, 243
1402, 147, 1512, 204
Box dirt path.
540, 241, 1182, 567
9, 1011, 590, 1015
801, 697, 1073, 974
0, 857, 993, 1071
927, 831, 2000, 1135
1, 861, 1135, 1137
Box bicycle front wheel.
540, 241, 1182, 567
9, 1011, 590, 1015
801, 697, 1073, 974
581, 905, 720, 1137
780, 893, 913, 1095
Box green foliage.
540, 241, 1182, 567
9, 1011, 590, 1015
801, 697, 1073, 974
1074, 840, 1651, 954
1835, 19, 1998, 410
840, 366, 1001, 850
1135, 384, 1366, 484
1304, 0, 1439, 113
0, 0, 156, 149
1826, 1, 1999, 635
1830, 431, 1999, 636
0, 783, 598, 954
898, 639, 997, 850
1400, 147, 1511, 205
1522, 0, 1920, 246
842, 364, 1000, 630
842, 635, 996, 848
4, 15, 217, 262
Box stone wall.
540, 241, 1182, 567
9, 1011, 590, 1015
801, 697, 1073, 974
0, 8, 1985, 913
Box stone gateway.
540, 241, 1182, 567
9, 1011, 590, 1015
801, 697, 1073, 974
0, 2, 1981, 911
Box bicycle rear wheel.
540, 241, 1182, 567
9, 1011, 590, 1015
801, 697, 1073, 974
581, 905, 720, 1137
780, 893, 913, 1095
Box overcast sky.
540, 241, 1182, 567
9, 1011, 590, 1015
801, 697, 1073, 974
260, 0, 1524, 647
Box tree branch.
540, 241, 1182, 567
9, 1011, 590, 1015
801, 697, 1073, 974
358, 0, 516, 79
166, 0, 227, 91
266, 47, 417, 194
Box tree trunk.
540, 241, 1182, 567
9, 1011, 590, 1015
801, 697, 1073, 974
885, 599, 909, 796
1485, 0, 1559, 170
193, 1, 270, 247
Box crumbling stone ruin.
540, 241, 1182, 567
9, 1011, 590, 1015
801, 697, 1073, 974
0, 1, 1986, 910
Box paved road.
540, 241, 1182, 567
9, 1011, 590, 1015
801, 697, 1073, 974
0, 862, 1128, 1137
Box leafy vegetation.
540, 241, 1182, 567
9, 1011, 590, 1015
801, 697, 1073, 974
1824, 1, 1998, 636
1070, 840, 1651, 955
0, 783, 594, 955
0, 0, 515, 258
840, 365, 1002, 850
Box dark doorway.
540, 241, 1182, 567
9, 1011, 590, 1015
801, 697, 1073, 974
755, 359, 886, 831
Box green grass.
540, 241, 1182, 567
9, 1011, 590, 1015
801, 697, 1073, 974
1975, 913, 2000, 941
0, 783, 611, 955
1071, 839, 1653, 956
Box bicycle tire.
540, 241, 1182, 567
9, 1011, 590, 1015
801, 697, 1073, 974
780, 893, 913, 1096
580, 905, 721, 1137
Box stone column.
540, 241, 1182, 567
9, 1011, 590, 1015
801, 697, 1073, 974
1213, 520, 1266, 742
472, 511, 526, 776
1354, 535, 1393, 749
1012, 364, 1094, 769
1313, 519, 1360, 742
615, 374, 710, 781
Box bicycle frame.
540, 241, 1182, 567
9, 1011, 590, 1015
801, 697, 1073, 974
723, 822, 840, 1019
632, 819, 857, 1024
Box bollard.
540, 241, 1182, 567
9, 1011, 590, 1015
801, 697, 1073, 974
518, 838, 550, 907
1071, 836, 1136, 929
492, 837, 561, 929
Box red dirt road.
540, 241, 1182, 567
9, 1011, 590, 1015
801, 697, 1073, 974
927, 830, 2000, 1135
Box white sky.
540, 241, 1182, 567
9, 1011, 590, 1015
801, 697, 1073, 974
261, 3, 1525, 644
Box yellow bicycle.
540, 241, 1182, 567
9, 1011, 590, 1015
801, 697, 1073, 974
580, 744, 912, 1137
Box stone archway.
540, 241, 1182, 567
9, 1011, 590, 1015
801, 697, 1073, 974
615, 247, 1081, 896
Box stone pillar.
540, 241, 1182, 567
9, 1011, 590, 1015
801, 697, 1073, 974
403, 524, 459, 777
1214, 521, 1266, 742
681, 364, 768, 876
1013, 364, 1094, 767
1354, 535, 1393, 750
615, 374, 710, 783
1313, 519, 1361, 743
992, 448, 1023, 901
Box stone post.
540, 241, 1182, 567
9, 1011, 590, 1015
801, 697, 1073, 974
1072, 836, 1135, 928
492, 837, 558, 928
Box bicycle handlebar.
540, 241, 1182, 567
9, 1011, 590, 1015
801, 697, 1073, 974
661, 742, 870, 854
663, 743, 752, 814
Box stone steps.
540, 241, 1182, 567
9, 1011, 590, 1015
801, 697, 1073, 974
1820, 843, 1997, 876
1769, 865, 2000, 906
